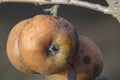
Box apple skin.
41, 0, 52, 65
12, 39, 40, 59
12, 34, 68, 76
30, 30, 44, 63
74, 35, 103, 80
7, 15, 79, 75
6, 18, 38, 73
46, 35, 103, 80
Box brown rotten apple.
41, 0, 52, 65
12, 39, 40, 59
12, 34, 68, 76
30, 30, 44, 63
46, 35, 103, 80
7, 15, 79, 74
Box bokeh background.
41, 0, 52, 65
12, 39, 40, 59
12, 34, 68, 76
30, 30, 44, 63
0, 0, 120, 80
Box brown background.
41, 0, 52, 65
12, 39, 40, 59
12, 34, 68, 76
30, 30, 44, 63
0, 0, 120, 80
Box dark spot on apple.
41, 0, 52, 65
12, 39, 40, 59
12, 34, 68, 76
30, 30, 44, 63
65, 24, 71, 31
59, 23, 71, 31
47, 43, 59, 56
83, 56, 91, 65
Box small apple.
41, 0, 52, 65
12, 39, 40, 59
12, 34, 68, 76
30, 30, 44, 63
46, 35, 103, 80
7, 15, 79, 75
74, 35, 103, 80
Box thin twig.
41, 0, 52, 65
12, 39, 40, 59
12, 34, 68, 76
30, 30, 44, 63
0, 0, 109, 14
70, 0, 109, 14
0, 0, 120, 22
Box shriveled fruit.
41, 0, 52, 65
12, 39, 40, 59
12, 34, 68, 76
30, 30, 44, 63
7, 15, 79, 75
74, 35, 103, 80
46, 35, 103, 80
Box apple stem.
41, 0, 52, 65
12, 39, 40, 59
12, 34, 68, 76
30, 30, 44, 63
44, 5, 60, 17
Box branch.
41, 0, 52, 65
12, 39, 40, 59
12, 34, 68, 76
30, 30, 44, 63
0, 0, 120, 22
0, 0, 109, 14
107, 0, 120, 22
70, 0, 109, 14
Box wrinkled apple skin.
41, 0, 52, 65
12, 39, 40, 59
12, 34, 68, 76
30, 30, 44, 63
46, 35, 103, 80
7, 15, 79, 75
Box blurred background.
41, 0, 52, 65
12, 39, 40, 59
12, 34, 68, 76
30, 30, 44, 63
0, 0, 120, 80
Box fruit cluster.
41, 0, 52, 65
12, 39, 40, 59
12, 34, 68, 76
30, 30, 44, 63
7, 15, 103, 80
